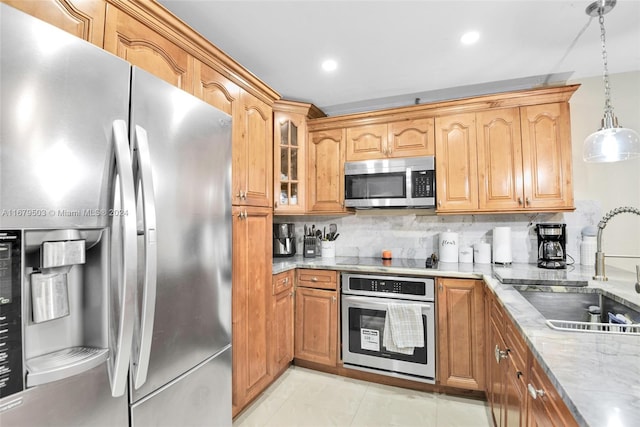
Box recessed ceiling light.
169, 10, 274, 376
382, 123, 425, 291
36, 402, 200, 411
460, 31, 480, 45
322, 59, 338, 72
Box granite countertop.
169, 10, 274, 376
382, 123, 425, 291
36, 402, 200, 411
273, 255, 640, 427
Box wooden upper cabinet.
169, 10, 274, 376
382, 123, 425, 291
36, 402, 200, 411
234, 90, 273, 207
193, 60, 240, 115
4, 0, 106, 47
476, 108, 524, 211
435, 113, 478, 212
521, 103, 574, 211
388, 118, 434, 157
104, 5, 193, 92
307, 129, 347, 213
346, 124, 387, 161
438, 102, 574, 214
345, 119, 434, 161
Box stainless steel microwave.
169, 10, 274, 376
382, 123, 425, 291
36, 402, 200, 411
344, 156, 435, 208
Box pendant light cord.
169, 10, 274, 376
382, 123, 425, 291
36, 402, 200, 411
598, 12, 613, 115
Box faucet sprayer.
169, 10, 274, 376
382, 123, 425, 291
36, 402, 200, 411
593, 206, 640, 290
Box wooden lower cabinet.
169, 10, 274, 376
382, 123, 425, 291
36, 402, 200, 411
272, 270, 294, 376
486, 287, 576, 427
232, 206, 272, 416
527, 357, 578, 427
437, 278, 485, 390
294, 269, 338, 367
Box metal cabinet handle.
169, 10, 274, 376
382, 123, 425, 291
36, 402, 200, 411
528, 383, 544, 400
518, 197, 523, 205
311, 277, 318, 282
438, 200, 442, 207
526, 197, 531, 206
494, 344, 508, 364
516, 371, 523, 379
332, 296, 336, 303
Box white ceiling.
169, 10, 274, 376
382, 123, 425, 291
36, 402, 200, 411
158, 0, 640, 115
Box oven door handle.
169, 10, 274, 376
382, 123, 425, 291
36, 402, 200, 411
342, 294, 435, 311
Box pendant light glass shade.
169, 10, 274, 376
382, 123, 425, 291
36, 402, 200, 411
582, 0, 640, 163
583, 112, 640, 162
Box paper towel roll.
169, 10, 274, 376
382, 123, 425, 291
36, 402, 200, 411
474, 242, 491, 264
439, 231, 459, 263
493, 227, 512, 264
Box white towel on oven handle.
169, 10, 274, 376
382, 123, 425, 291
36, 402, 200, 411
383, 303, 424, 355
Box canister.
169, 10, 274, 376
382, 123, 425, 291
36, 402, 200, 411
439, 231, 459, 263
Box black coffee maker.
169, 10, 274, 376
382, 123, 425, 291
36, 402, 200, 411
536, 223, 567, 269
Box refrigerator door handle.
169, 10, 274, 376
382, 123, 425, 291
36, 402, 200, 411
110, 119, 137, 397
131, 125, 157, 389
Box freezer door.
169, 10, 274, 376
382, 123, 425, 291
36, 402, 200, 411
129, 68, 232, 402
0, 364, 128, 427
130, 345, 231, 427
0, 4, 131, 229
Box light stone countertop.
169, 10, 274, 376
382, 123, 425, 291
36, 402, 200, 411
273, 255, 640, 427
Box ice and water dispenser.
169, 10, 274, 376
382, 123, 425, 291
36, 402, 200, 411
0, 228, 111, 399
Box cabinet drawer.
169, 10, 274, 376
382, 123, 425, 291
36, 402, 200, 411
296, 269, 337, 290
273, 270, 294, 295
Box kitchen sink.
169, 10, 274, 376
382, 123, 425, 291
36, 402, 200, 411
516, 288, 640, 335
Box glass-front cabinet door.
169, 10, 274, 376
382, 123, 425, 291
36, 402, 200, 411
273, 101, 320, 214
278, 119, 300, 208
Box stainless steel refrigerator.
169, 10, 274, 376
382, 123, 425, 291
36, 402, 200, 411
0, 4, 232, 426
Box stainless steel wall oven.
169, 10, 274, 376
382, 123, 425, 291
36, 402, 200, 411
341, 273, 436, 383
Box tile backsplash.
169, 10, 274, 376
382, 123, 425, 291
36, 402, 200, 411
275, 200, 602, 265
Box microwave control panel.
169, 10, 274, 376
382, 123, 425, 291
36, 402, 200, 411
0, 230, 24, 399
411, 170, 434, 198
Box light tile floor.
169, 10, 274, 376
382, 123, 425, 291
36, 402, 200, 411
233, 366, 493, 427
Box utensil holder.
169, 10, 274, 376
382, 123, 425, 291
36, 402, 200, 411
321, 240, 335, 258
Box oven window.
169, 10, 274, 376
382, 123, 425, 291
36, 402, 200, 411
345, 172, 406, 200
347, 307, 428, 364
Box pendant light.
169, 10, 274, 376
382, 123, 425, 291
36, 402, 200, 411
583, 0, 640, 163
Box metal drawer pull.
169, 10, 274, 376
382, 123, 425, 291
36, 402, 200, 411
494, 344, 508, 363
528, 383, 545, 399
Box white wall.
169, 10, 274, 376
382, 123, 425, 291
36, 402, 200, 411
568, 71, 640, 272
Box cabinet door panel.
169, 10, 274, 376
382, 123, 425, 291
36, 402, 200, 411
104, 5, 192, 91
273, 288, 293, 373
193, 60, 239, 115
307, 129, 345, 212
477, 108, 524, 211
232, 207, 272, 414
437, 278, 485, 390
346, 124, 387, 161
4, 0, 106, 47
388, 118, 434, 157
435, 113, 478, 212
274, 111, 306, 213
235, 91, 272, 207
294, 287, 337, 366
520, 103, 573, 210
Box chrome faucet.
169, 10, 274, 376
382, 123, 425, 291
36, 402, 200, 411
593, 206, 640, 289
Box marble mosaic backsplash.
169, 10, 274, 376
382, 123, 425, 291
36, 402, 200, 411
276, 200, 602, 265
